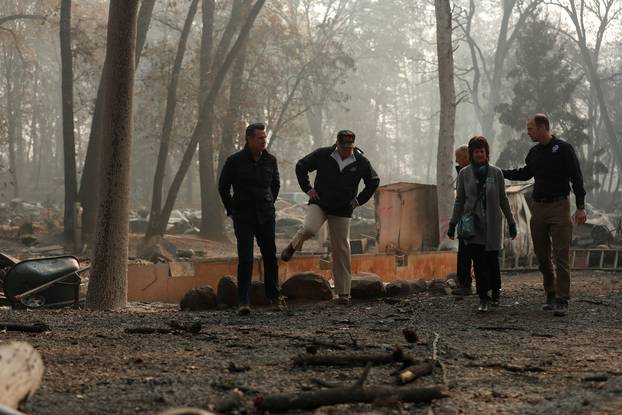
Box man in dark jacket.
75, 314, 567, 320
280, 130, 380, 304
218, 123, 284, 315
503, 114, 587, 317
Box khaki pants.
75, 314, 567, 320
290, 204, 352, 296
530, 198, 573, 300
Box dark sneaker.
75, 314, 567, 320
269, 296, 288, 312
237, 305, 251, 316
451, 286, 473, 296
553, 300, 568, 317
477, 300, 490, 313
335, 295, 351, 306
542, 293, 556, 311
280, 244, 296, 262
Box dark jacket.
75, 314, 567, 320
295, 145, 380, 217
218, 147, 280, 224
502, 136, 586, 208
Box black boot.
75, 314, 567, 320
553, 299, 569, 317
542, 292, 556, 311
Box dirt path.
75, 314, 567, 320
2, 271, 621, 415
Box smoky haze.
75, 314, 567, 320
1, 0, 621, 232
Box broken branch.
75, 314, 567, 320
254, 385, 447, 412
398, 361, 435, 384
0, 322, 50, 333
124, 327, 171, 334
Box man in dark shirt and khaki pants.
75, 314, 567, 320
280, 130, 380, 304
503, 114, 587, 316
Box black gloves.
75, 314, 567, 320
447, 222, 456, 239
509, 222, 517, 239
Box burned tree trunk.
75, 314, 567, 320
146, 0, 200, 240
217, 44, 248, 176
198, 0, 245, 241
86, 0, 140, 310
255, 385, 447, 412
434, 0, 456, 246
60, 0, 79, 240
4, 52, 22, 198
79, 0, 157, 242
147, 0, 265, 239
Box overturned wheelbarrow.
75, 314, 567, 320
2, 256, 90, 309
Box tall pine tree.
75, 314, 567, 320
496, 16, 606, 191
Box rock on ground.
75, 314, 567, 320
281, 272, 333, 301
428, 279, 451, 296
180, 286, 217, 311
350, 272, 385, 299
409, 279, 429, 293
385, 280, 412, 297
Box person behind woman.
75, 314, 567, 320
448, 136, 517, 312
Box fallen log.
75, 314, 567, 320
398, 361, 435, 384
293, 347, 416, 367
254, 385, 447, 412
0, 322, 50, 333
0, 342, 44, 410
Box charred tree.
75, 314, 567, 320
198, 0, 246, 241
146, 0, 200, 240
434, 0, 456, 246
79, 0, 157, 243
60, 0, 79, 240
217, 43, 248, 176
86, 0, 140, 310
145, 0, 265, 239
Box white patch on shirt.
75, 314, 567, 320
552, 144, 559, 153
331, 149, 356, 172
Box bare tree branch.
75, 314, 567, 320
0, 14, 47, 27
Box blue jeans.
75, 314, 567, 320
233, 219, 279, 305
